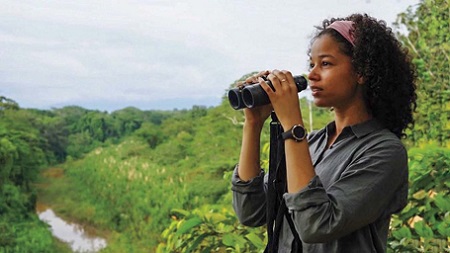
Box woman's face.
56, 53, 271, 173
307, 34, 363, 109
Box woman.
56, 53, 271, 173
231, 14, 417, 252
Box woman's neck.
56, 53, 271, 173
326, 109, 371, 148
332, 101, 372, 137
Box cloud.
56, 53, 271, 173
0, 0, 420, 111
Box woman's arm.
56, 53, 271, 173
231, 71, 273, 226
284, 140, 408, 243
232, 113, 268, 227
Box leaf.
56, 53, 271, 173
437, 221, 450, 237
413, 221, 434, 238
186, 233, 209, 253
433, 194, 450, 212
222, 233, 247, 248
216, 223, 234, 233
412, 190, 427, 200
205, 213, 227, 223
200, 246, 215, 253
392, 226, 412, 240
245, 232, 264, 248
408, 215, 423, 228
176, 217, 202, 235
222, 233, 235, 247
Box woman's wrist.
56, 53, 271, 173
280, 111, 304, 131
243, 119, 265, 133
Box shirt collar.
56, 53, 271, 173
350, 118, 384, 138
325, 118, 384, 139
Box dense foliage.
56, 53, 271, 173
394, 0, 449, 147
386, 1, 450, 251
389, 146, 449, 252
0, 102, 192, 252
0, 0, 448, 252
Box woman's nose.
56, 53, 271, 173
307, 67, 319, 81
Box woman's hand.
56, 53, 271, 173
240, 70, 273, 129
259, 70, 303, 130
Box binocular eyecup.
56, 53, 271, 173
228, 75, 308, 110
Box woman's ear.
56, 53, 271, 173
357, 74, 364, 85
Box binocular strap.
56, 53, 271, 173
265, 113, 302, 253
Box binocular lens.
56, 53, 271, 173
242, 85, 269, 109
228, 75, 308, 110
228, 89, 244, 110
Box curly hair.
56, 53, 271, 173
310, 13, 417, 138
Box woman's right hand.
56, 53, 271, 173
240, 70, 273, 129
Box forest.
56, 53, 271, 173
0, 0, 448, 252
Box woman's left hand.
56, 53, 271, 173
259, 69, 304, 130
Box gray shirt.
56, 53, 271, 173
232, 119, 408, 253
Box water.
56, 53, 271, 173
37, 206, 107, 252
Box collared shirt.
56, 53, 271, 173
232, 119, 408, 253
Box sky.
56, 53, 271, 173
0, 0, 420, 112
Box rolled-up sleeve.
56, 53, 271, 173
231, 165, 267, 227
283, 142, 408, 244
284, 176, 329, 211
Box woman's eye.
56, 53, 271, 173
308, 63, 315, 70
322, 61, 331, 66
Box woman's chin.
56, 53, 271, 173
312, 99, 331, 108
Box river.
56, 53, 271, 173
36, 202, 107, 252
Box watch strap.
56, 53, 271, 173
282, 124, 307, 142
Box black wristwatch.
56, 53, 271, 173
282, 124, 307, 142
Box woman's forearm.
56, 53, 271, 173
238, 121, 264, 181
284, 138, 316, 193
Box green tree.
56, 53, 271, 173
53, 105, 89, 131
0, 110, 48, 189
0, 96, 19, 111
0, 100, 60, 252
66, 131, 96, 159
111, 107, 144, 136
190, 105, 208, 119
134, 122, 164, 148
395, 0, 450, 147
0, 137, 17, 186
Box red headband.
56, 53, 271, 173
327, 21, 355, 46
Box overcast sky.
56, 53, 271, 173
0, 0, 419, 112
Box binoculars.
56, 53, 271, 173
228, 75, 308, 110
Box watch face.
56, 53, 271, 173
292, 125, 306, 140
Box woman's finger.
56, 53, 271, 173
245, 70, 269, 84
258, 77, 275, 95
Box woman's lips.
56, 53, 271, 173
310, 86, 323, 96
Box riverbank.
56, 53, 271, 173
35, 167, 110, 252
36, 202, 107, 252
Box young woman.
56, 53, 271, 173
231, 14, 417, 252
